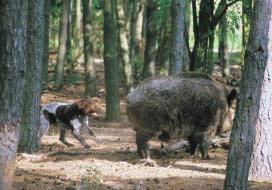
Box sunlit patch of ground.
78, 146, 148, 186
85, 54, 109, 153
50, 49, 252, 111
13, 127, 272, 190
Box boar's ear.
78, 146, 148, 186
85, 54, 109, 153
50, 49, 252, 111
227, 89, 237, 107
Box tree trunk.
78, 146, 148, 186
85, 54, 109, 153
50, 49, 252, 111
130, 0, 137, 81
103, 0, 121, 121
207, 27, 215, 74
241, 0, 252, 65
194, 0, 213, 72
142, 0, 157, 79
218, 12, 230, 77
122, 0, 132, 33
116, 0, 133, 93
55, 0, 70, 89
130, 0, 137, 63
190, 0, 198, 71
155, 8, 170, 76
169, 0, 185, 75
190, 0, 237, 72
42, 0, 51, 89
82, 0, 97, 97
18, 0, 45, 153
183, 0, 191, 71
66, 0, 73, 68
224, 1, 272, 189
135, 0, 145, 58
74, 0, 82, 59
0, 1, 28, 189
242, 0, 252, 50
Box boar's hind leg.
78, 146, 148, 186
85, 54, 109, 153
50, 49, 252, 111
188, 133, 210, 159
188, 136, 198, 156
198, 136, 210, 159
136, 130, 152, 159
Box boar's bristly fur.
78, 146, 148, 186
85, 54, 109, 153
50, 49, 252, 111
126, 73, 236, 159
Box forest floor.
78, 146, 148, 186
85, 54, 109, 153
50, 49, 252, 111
12, 59, 272, 190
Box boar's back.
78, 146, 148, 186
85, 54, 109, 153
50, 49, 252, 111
126, 75, 228, 137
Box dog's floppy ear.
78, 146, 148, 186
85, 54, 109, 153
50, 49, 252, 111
76, 99, 87, 109
227, 89, 237, 107
90, 97, 101, 104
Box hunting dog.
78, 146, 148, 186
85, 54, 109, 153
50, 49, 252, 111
40, 98, 102, 148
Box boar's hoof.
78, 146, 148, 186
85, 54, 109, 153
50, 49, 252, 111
137, 143, 150, 159
138, 158, 158, 167
136, 131, 151, 159
202, 154, 211, 160
84, 144, 91, 149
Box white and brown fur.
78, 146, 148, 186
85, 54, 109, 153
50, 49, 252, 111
40, 98, 101, 148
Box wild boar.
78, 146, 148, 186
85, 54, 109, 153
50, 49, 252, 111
126, 73, 236, 159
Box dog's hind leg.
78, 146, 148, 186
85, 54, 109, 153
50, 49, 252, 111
59, 128, 74, 147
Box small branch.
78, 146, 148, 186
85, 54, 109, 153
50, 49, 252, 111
47, 149, 94, 157
212, 0, 241, 27
161, 133, 231, 153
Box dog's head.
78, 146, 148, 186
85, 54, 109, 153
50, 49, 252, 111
76, 97, 102, 117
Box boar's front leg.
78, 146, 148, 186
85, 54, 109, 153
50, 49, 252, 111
136, 130, 152, 159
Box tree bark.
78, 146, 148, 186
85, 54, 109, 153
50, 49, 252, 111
74, 0, 82, 60
18, 0, 45, 153
129, 0, 137, 65
135, 0, 145, 58
207, 27, 215, 74
169, 0, 185, 75
42, 0, 51, 89
218, 11, 230, 77
241, 0, 252, 66
55, 0, 70, 89
155, 8, 171, 76
224, 1, 272, 189
0, 0, 28, 189
82, 0, 97, 97
190, 0, 239, 72
183, 0, 191, 71
66, 0, 73, 68
194, 0, 213, 72
242, 0, 252, 50
116, 0, 133, 93
103, 0, 121, 121
142, 0, 157, 79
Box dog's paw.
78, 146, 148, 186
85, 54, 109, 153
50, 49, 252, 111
66, 143, 74, 147
95, 138, 104, 144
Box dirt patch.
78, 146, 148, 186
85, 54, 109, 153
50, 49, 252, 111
13, 127, 272, 190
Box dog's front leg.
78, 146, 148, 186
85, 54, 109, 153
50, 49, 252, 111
73, 129, 90, 148
82, 116, 103, 144
71, 119, 90, 148
59, 127, 74, 147
85, 126, 103, 144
